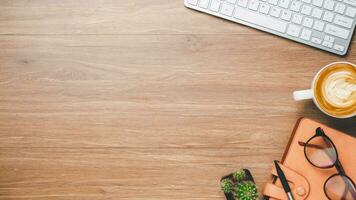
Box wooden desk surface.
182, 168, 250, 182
0, 1, 355, 199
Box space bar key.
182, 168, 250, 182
233, 7, 287, 33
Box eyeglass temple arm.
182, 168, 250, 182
298, 128, 329, 149
335, 160, 346, 176
298, 141, 325, 149
335, 160, 349, 200
333, 146, 356, 199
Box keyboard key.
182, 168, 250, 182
345, 6, 356, 17
226, 0, 238, 4
221, 3, 235, 15
333, 44, 345, 51
325, 24, 350, 39
187, 0, 199, 5
199, 0, 210, 8
302, 0, 312, 3
290, 1, 302, 11
323, 0, 335, 10
287, 24, 301, 37
259, 3, 271, 13
334, 14, 353, 28
292, 13, 303, 24
281, 10, 292, 20
313, 20, 325, 31
303, 17, 314, 27
268, 0, 279, 5
301, 5, 313, 14
312, 8, 323, 18
312, 0, 324, 7
322, 41, 333, 48
210, 0, 221, 11
334, 3, 346, 13
311, 37, 322, 44
249, 0, 260, 10
324, 35, 335, 42
233, 6, 288, 32
270, 7, 282, 17
344, 0, 356, 6
279, 0, 291, 8
323, 11, 334, 22
238, 0, 249, 7
300, 29, 312, 40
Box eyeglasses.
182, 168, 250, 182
299, 127, 356, 200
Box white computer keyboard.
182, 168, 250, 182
184, 0, 356, 55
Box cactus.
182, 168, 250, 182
234, 182, 258, 200
233, 170, 246, 182
220, 179, 233, 193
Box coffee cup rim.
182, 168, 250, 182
310, 61, 355, 119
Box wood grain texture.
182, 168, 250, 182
0, 0, 355, 199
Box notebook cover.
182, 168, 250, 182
267, 117, 355, 200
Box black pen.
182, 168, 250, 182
274, 160, 295, 200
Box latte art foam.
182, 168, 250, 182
314, 63, 356, 117
322, 71, 356, 108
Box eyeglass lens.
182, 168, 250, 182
305, 136, 337, 168
325, 175, 356, 200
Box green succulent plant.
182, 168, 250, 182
233, 170, 246, 181
220, 179, 233, 193
234, 182, 258, 200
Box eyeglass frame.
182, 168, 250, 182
299, 127, 356, 200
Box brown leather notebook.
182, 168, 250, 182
262, 118, 356, 200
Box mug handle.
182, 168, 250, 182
293, 89, 313, 101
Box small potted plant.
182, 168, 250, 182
220, 169, 259, 200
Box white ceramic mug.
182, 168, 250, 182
293, 62, 356, 118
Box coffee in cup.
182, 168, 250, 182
293, 62, 355, 118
